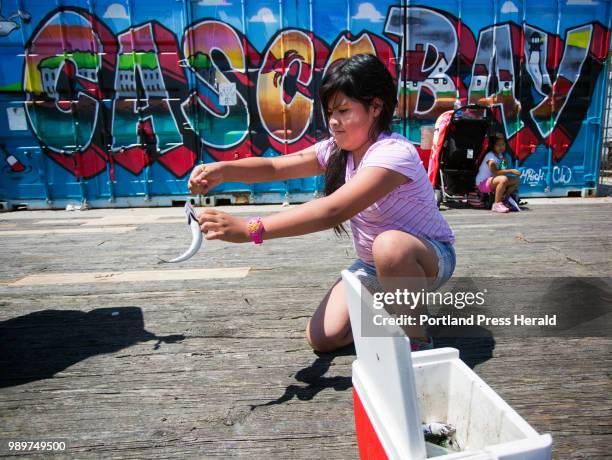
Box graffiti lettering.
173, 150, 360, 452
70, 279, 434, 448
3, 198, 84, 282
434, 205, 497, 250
13, 6, 610, 180
521, 165, 573, 186
385, 6, 476, 120
469, 24, 523, 138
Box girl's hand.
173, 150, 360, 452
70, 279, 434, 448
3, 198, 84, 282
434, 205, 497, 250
197, 208, 250, 243
510, 169, 521, 176
188, 163, 225, 195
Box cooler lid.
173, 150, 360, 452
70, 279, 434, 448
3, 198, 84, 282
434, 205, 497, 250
342, 269, 427, 460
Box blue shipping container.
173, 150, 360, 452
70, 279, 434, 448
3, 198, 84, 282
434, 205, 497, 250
0, 0, 610, 208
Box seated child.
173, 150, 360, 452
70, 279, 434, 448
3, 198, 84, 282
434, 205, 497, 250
475, 133, 521, 213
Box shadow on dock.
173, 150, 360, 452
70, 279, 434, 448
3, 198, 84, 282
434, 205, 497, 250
0, 307, 184, 388
250, 344, 355, 410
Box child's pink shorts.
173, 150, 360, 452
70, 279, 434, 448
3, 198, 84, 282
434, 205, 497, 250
478, 177, 493, 193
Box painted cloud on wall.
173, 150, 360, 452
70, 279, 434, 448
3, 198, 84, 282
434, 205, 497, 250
353, 3, 384, 23
103, 3, 129, 19
501, 1, 519, 13
249, 8, 277, 24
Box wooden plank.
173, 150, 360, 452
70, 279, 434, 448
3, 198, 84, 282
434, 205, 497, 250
9, 267, 251, 286
34, 219, 94, 226
80, 216, 183, 226
0, 227, 137, 236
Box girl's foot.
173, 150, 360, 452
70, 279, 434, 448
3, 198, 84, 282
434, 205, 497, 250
492, 202, 510, 213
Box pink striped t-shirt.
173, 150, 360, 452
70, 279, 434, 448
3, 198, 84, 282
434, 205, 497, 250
314, 130, 455, 265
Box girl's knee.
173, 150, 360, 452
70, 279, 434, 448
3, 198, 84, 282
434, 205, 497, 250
372, 231, 397, 257
372, 231, 419, 272
305, 318, 351, 352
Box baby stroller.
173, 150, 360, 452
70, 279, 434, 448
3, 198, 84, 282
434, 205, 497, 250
427, 104, 497, 208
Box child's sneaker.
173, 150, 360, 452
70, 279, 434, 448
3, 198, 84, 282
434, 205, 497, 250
410, 336, 434, 352
492, 202, 510, 213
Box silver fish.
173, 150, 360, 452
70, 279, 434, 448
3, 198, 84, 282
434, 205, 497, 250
423, 422, 460, 451
422, 422, 456, 437
158, 202, 203, 263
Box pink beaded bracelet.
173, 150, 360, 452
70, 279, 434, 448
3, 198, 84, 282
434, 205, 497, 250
246, 217, 265, 244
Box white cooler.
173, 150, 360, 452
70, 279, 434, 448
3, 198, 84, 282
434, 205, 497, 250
342, 269, 553, 460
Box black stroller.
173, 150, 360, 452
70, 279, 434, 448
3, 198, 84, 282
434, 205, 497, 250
427, 104, 498, 208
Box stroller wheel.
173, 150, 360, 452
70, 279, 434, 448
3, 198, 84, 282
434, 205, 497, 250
434, 188, 443, 207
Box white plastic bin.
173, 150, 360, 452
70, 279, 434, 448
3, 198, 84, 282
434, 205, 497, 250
342, 269, 553, 460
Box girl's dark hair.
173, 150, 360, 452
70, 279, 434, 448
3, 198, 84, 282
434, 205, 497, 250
319, 53, 397, 237
490, 132, 506, 146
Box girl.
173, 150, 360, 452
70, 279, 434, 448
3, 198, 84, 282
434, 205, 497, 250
189, 53, 455, 353
475, 133, 521, 213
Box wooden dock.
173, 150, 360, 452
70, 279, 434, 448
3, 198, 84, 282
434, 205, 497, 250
0, 200, 610, 459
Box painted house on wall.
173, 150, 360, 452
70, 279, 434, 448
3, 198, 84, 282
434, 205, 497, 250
402, 43, 456, 114
425, 55, 454, 93
38, 51, 99, 95
115, 52, 165, 98
469, 63, 489, 102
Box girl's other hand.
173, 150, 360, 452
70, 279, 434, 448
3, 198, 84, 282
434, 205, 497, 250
511, 169, 521, 176
188, 163, 225, 195
197, 208, 250, 243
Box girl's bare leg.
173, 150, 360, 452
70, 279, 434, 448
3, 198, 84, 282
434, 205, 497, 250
506, 176, 519, 196
306, 277, 353, 352
372, 230, 439, 340
491, 175, 509, 203
306, 230, 441, 351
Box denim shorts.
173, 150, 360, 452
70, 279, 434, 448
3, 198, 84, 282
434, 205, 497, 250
347, 237, 456, 292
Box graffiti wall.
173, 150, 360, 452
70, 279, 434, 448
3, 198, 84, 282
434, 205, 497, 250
0, 1, 610, 207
